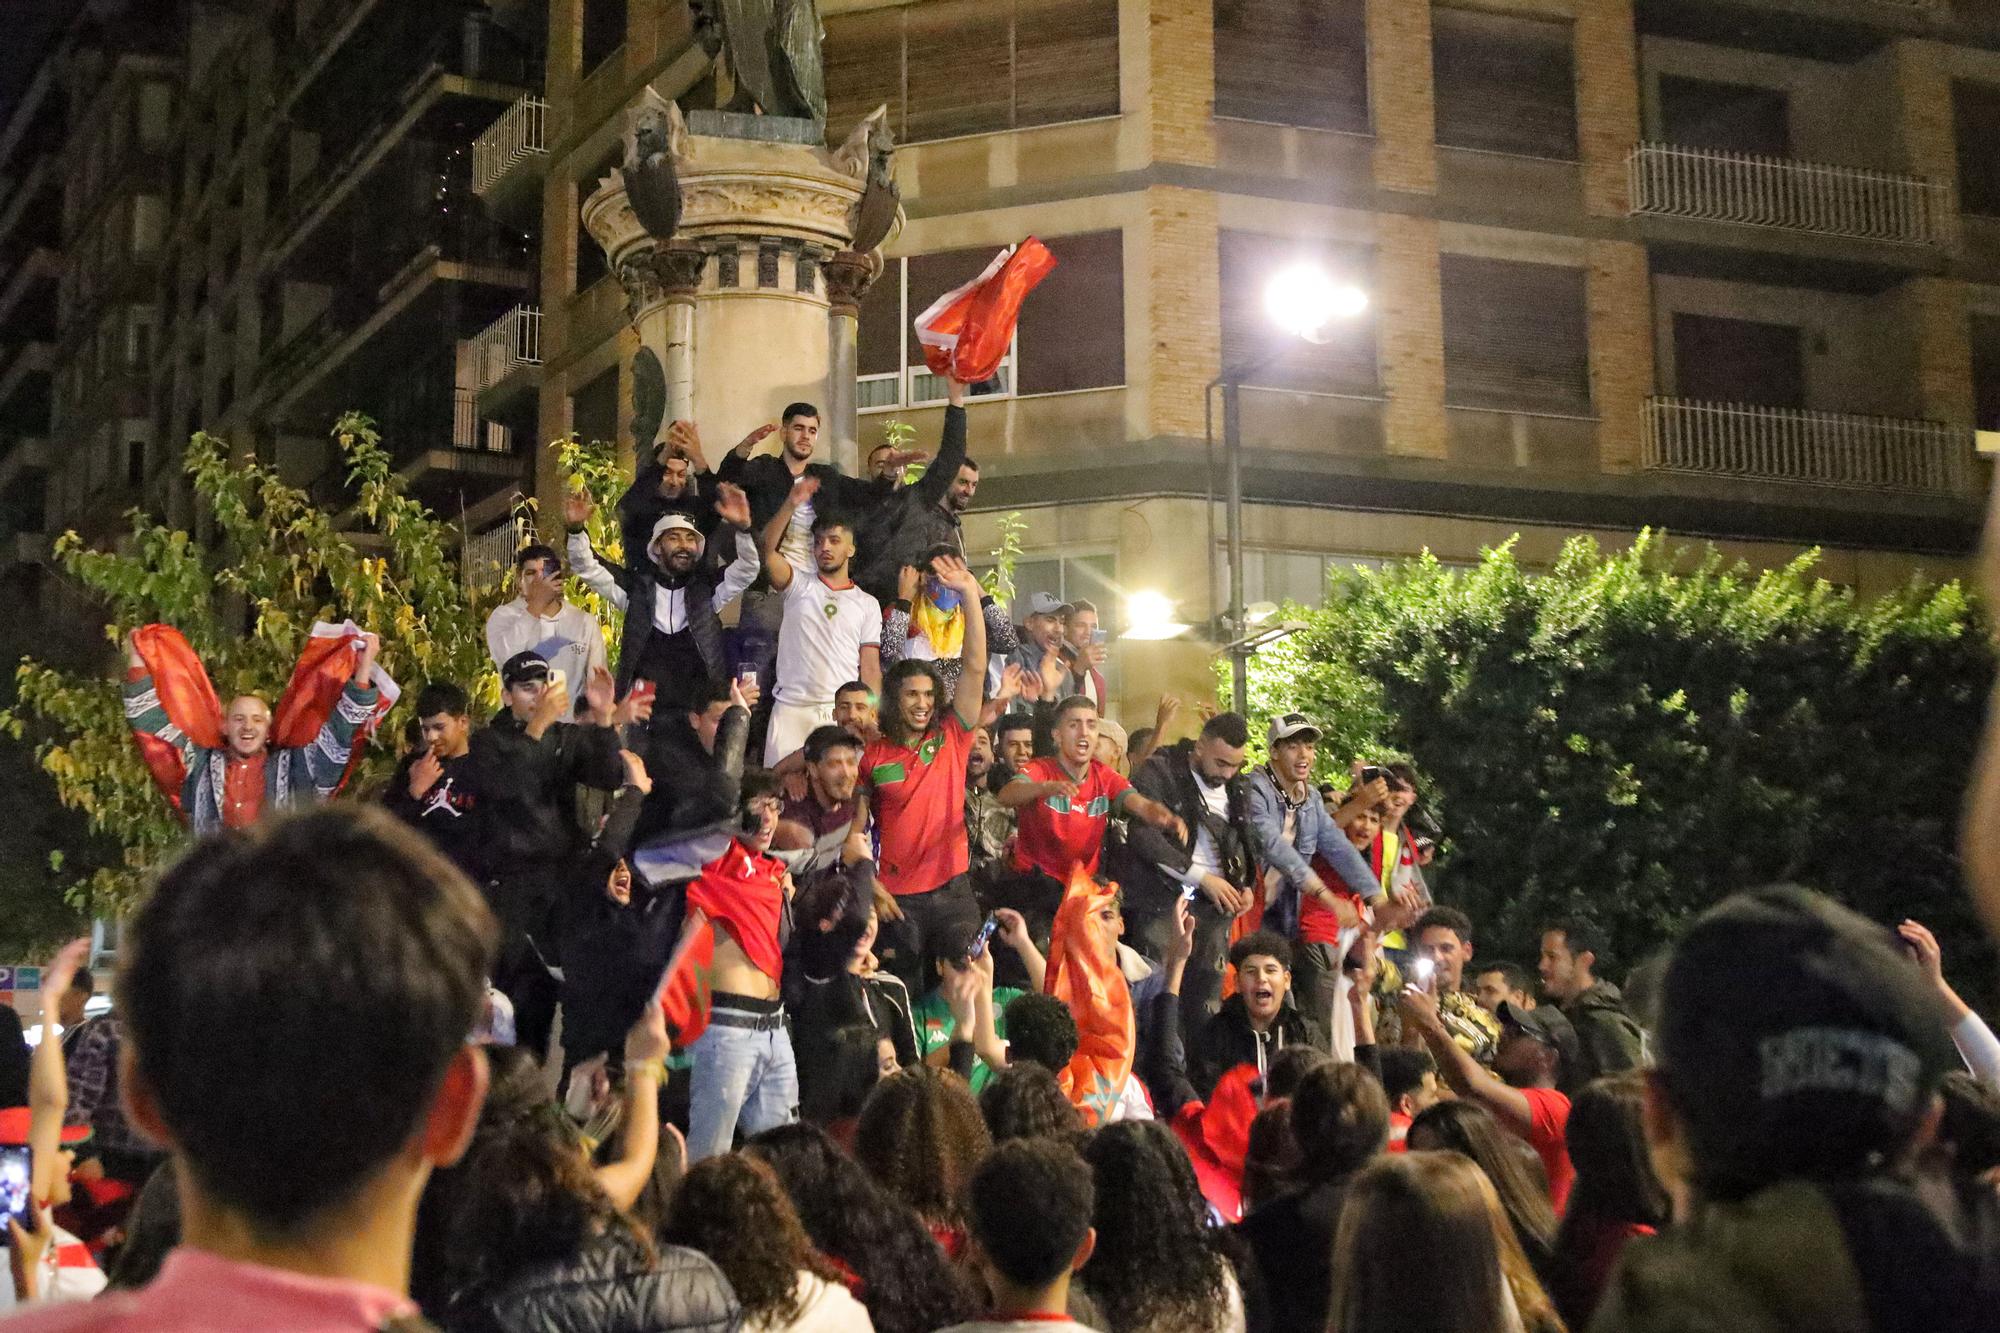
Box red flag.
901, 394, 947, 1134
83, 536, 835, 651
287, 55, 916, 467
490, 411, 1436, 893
1170, 1063, 1261, 1224
272, 622, 398, 795
1044, 864, 1134, 1128
912, 237, 1058, 384
657, 910, 718, 1047
129, 624, 225, 812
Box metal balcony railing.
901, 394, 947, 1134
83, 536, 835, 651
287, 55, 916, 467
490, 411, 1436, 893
1628, 142, 1951, 248
470, 305, 542, 392
473, 95, 547, 199
452, 388, 512, 453
1642, 398, 1969, 496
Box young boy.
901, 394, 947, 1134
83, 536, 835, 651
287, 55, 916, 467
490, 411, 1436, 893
680, 772, 800, 1160
939, 1138, 1098, 1333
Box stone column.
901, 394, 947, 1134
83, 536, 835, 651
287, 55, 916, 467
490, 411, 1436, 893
583, 107, 889, 465
822, 249, 884, 477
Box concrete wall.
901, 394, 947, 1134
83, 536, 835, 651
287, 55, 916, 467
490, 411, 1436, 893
1638, 36, 1896, 171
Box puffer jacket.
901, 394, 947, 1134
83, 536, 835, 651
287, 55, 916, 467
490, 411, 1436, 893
445, 1235, 742, 1333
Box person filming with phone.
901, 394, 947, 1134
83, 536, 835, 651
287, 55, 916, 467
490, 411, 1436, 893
1058, 600, 1110, 712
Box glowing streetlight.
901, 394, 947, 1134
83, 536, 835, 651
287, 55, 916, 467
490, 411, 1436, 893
1121, 590, 1190, 641
1263, 263, 1369, 344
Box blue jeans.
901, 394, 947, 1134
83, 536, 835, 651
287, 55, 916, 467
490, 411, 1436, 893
686, 1011, 799, 1162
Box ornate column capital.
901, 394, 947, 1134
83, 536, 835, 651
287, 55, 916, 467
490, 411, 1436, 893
823, 249, 886, 319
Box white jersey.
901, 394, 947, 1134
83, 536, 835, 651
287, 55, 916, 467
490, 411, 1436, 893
775, 572, 881, 707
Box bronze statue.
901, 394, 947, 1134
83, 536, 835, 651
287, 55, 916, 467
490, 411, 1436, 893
690, 0, 827, 127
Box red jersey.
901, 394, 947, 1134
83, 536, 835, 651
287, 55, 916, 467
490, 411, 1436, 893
862, 713, 974, 895
687, 839, 787, 981
1520, 1085, 1576, 1212
1299, 851, 1372, 947
1009, 757, 1131, 880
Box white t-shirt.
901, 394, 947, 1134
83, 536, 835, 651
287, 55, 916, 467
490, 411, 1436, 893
484, 598, 608, 710
1187, 768, 1232, 881
775, 573, 881, 707
743, 1270, 875, 1333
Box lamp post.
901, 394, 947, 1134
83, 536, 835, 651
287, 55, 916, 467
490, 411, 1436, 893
1209, 264, 1368, 715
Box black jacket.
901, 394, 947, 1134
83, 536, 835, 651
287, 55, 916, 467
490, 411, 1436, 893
444, 1234, 740, 1333
468, 713, 624, 879
1560, 978, 1648, 1094
1118, 740, 1258, 907
1190, 993, 1326, 1101
585, 527, 752, 700
716, 451, 889, 575
1236, 1176, 1356, 1333
557, 785, 663, 1066
384, 749, 485, 881
854, 404, 968, 603
633, 704, 749, 848
617, 459, 717, 561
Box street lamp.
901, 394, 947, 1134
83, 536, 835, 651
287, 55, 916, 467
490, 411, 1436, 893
1207, 263, 1368, 715
1121, 589, 1191, 641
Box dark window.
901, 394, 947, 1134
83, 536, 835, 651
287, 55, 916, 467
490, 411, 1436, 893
1671, 313, 1804, 409
127, 439, 147, 488
1971, 314, 2000, 433
1658, 76, 1790, 157
824, 0, 1118, 145
570, 366, 619, 447
1954, 81, 2000, 218
1220, 230, 1377, 394
1432, 8, 1577, 161
581, 0, 625, 77
857, 271, 901, 379
1439, 255, 1590, 413
1214, 0, 1368, 132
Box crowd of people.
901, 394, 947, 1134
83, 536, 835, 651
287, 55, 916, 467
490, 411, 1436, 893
2, 382, 1999, 1331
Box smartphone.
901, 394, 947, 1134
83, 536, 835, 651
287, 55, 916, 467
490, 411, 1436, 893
0, 1145, 31, 1241
548, 668, 568, 699
967, 915, 999, 961
738, 665, 760, 686
1410, 956, 1437, 992
1180, 882, 1202, 905
1090, 629, 1109, 646
632, 680, 657, 705
1358, 764, 1386, 787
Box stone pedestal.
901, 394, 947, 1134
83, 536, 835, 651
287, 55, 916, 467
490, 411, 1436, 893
583, 105, 895, 476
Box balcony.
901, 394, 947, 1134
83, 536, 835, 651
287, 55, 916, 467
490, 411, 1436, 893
1642, 397, 1969, 497
473, 94, 547, 229
1629, 143, 1951, 250
453, 387, 514, 454
471, 304, 542, 412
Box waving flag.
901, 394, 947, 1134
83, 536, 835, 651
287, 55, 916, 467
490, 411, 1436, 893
272, 621, 400, 794
656, 909, 719, 1047
912, 237, 1058, 384
1044, 864, 1134, 1128
1170, 1063, 1260, 1223
128, 625, 226, 812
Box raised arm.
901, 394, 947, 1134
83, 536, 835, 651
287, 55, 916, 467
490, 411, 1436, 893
596, 1003, 668, 1210
564, 494, 628, 611
30, 941, 88, 1204
1400, 985, 1532, 1135
935, 553, 987, 728
915, 378, 969, 505
120, 633, 203, 772
761, 474, 816, 591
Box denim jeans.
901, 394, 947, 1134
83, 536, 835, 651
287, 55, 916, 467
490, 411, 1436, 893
685, 1013, 799, 1162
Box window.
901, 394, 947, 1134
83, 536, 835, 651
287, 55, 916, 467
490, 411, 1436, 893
824, 0, 1118, 146
1214, 0, 1368, 133
137, 82, 173, 150
570, 366, 619, 448
1432, 8, 1577, 161
1439, 255, 1590, 413
1220, 231, 1377, 394
130, 195, 167, 255
1657, 77, 1789, 157
1954, 81, 2000, 219
1672, 314, 1804, 409
580, 0, 625, 77
857, 232, 1125, 409
1972, 314, 2000, 433
127, 439, 147, 488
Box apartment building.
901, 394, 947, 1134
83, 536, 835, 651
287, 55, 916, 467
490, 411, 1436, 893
478, 0, 2000, 711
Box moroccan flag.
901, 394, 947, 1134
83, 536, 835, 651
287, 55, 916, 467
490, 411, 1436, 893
272, 622, 399, 751
656, 910, 718, 1047
1044, 863, 1134, 1128
129, 624, 225, 811
912, 237, 1058, 384
1170, 1063, 1261, 1224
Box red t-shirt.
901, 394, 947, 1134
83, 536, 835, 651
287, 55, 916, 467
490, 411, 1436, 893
1009, 757, 1131, 880
687, 839, 787, 981
1299, 852, 1371, 946
1520, 1085, 1576, 1212
862, 713, 974, 896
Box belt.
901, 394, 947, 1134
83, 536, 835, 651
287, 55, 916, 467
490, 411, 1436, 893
709, 1006, 787, 1032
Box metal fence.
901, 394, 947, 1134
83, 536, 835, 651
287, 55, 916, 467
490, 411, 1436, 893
452, 388, 512, 453
1642, 397, 1969, 496
473, 95, 547, 199
462, 516, 526, 586
1628, 142, 1950, 248
471, 305, 542, 392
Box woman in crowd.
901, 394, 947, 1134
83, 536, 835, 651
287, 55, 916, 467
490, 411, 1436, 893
661, 1153, 875, 1332
1077, 1121, 1247, 1333
1407, 1098, 1560, 1280
1332, 1151, 1566, 1333
976, 1062, 1080, 1143
413, 1045, 738, 1333
853, 1064, 992, 1257
1548, 1073, 1670, 1329
746, 1123, 975, 1333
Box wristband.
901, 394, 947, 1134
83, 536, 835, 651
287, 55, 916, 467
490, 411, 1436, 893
628, 1058, 667, 1085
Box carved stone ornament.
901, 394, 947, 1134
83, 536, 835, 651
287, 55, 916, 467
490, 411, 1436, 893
822, 248, 884, 316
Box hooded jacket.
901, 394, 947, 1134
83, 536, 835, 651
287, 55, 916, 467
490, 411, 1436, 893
443, 1235, 740, 1333
565, 521, 760, 698
1561, 978, 1648, 1094
1190, 992, 1326, 1101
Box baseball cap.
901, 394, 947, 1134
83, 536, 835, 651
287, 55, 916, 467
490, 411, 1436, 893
1656, 884, 1957, 1199
1026, 591, 1070, 618
1496, 999, 1581, 1077
501, 650, 551, 688
1267, 712, 1323, 746
0, 1106, 91, 1148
